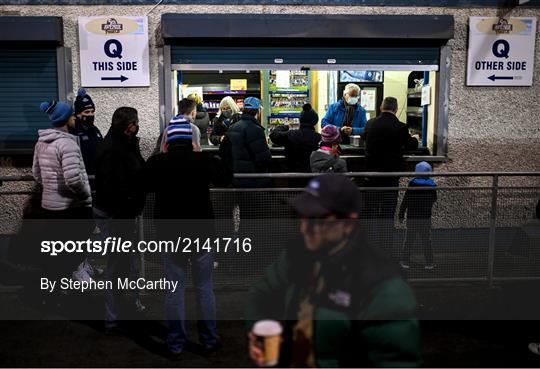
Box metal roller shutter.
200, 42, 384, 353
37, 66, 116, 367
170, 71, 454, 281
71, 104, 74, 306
0, 48, 58, 153
171, 46, 440, 68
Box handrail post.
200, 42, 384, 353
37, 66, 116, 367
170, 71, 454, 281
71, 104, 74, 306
137, 215, 145, 279
487, 175, 499, 288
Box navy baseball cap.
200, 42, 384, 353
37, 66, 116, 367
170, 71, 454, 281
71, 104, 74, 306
289, 174, 363, 217
244, 97, 262, 109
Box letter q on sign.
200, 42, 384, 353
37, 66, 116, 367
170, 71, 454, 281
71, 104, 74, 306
104, 39, 123, 59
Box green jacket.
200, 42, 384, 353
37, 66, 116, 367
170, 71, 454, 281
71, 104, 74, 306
246, 233, 421, 367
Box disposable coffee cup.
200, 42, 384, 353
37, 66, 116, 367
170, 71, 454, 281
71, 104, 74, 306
252, 320, 283, 367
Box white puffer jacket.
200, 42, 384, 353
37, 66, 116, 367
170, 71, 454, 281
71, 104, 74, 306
32, 129, 92, 211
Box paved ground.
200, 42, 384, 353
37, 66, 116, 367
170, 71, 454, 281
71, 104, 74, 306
1, 283, 540, 367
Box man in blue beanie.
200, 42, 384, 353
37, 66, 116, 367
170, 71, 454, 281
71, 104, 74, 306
71, 88, 103, 175
398, 161, 437, 270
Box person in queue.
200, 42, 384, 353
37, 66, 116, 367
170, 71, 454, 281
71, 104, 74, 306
209, 96, 242, 146
269, 103, 321, 173
143, 98, 231, 357
310, 124, 347, 173
70, 87, 103, 176
360, 96, 419, 249
219, 96, 271, 188
94, 107, 146, 333
246, 174, 421, 367
155, 110, 202, 154
33, 100, 93, 284
186, 92, 210, 146
398, 161, 437, 270
321, 83, 367, 144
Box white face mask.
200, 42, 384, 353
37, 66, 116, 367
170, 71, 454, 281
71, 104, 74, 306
347, 96, 359, 105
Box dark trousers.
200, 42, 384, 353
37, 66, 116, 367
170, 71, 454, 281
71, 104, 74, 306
93, 208, 140, 328
401, 219, 434, 265
364, 177, 399, 251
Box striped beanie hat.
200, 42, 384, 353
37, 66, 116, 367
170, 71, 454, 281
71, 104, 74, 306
166, 115, 193, 146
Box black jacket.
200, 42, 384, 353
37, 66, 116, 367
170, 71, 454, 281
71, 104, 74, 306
270, 124, 321, 172
143, 145, 232, 220
219, 113, 272, 188
70, 121, 103, 175
398, 177, 437, 221
209, 113, 242, 146
194, 105, 210, 145
94, 130, 146, 219
361, 112, 418, 172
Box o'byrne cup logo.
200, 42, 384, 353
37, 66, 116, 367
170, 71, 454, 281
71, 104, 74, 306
493, 18, 513, 34
84, 17, 140, 35
101, 18, 123, 34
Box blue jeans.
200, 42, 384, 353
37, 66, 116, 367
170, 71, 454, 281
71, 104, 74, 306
164, 251, 217, 353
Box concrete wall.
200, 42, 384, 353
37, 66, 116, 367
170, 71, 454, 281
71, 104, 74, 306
0, 4, 539, 233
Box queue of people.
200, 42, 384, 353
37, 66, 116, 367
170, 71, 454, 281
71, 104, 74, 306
30, 88, 431, 366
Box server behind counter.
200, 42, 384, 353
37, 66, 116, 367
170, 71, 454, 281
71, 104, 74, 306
322, 83, 367, 144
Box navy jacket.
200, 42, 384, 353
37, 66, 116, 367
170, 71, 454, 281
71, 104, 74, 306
399, 177, 437, 221
70, 121, 103, 175
219, 113, 272, 188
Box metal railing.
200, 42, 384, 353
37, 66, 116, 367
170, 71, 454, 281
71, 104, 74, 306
1, 172, 539, 287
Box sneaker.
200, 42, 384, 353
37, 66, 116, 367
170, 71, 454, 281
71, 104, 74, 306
82, 259, 105, 277
399, 261, 410, 269
529, 343, 540, 355
72, 266, 93, 283
135, 298, 146, 313
424, 264, 436, 270
203, 335, 224, 357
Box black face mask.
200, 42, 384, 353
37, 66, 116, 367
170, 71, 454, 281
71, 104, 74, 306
78, 115, 95, 126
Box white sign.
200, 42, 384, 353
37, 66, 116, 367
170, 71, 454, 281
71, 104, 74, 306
275, 70, 291, 89
360, 89, 376, 111
181, 85, 204, 101
78, 16, 150, 87
467, 17, 537, 86
421, 85, 431, 106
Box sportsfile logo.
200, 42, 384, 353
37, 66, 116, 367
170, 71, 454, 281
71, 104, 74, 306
101, 18, 123, 34
492, 18, 513, 34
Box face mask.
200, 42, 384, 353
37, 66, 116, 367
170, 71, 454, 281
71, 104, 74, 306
80, 115, 95, 126
222, 110, 233, 119
347, 97, 359, 105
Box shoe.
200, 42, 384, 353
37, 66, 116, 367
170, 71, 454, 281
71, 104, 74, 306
399, 261, 410, 269
167, 349, 183, 360
82, 259, 105, 278
424, 264, 436, 270
529, 343, 540, 355
135, 298, 146, 313
203, 336, 224, 357
72, 266, 93, 283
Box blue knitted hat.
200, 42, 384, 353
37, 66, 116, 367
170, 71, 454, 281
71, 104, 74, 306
40, 100, 74, 127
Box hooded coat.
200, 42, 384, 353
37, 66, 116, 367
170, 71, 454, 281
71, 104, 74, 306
310, 149, 348, 173
32, 129, 92, 211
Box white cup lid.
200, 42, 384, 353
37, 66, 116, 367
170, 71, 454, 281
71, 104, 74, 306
253, 320, 283, 337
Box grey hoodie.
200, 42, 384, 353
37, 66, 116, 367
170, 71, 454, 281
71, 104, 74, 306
32, 129, 92, 211
310, 149, 348, 173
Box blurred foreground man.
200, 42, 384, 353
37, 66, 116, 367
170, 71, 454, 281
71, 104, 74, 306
246, 174, 421, 367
